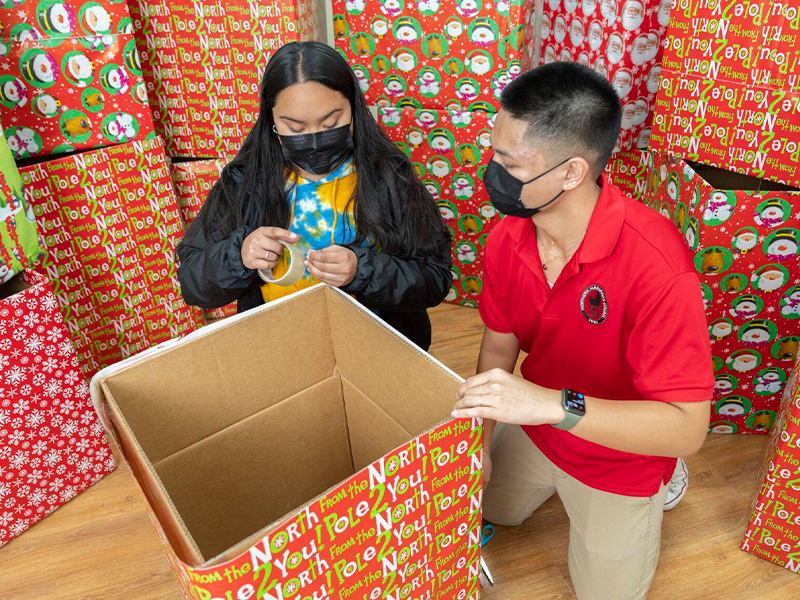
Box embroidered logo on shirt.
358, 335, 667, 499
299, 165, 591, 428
581, 285, 608, 325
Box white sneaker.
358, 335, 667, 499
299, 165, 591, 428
664, 458, 689, 511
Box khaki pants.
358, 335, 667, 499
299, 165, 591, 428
484, 424, 668, 600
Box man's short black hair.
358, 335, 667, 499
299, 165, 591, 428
500, 62, 622, 177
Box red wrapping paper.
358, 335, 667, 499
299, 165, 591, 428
379, 105, 501, 308
0, 269, 116, 548
170, 157, 237, 320
0, 0, 155, 159
128, 0, 319, 158
334, 0, 536, 112
19, 137, 202, 377
606, 149, 800, 433
742, 359, 800, 573
651, 0, 800, 187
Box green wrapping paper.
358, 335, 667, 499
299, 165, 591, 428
0, 122, 41, 283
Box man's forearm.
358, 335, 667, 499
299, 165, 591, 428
547, 388, 710, 458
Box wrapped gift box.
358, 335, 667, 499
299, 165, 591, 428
0, 121, 42, 284
19, 137, 202, 377
379, 105, 502, 308
741, 359, 800, 573
129, 0, 319, 158
651, 0, 800, 187
91, 284, 482, 600
530, 0, 671, 151
170, 157, 237, 320
0, 0, 133, 42
333, 0, 536, 112
0, 269, 116, 548
0, 30, 155, 159
606, 149, 800, 433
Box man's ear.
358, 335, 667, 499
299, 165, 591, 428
563, 156, 592, 190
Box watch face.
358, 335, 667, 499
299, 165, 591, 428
564, 390, 585, 414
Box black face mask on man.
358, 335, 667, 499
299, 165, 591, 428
275, 123, 354, 175
484, 155, 572, 218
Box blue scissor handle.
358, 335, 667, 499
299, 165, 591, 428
481, 523, 494, 547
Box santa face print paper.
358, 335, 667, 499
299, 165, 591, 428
379, 105, 502, 308
606, 149, 800, 434
1, 0, 154, 158
334, 0, 536, 112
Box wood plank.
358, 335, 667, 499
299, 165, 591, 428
0, 304, 797, 598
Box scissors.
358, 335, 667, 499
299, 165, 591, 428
480, 524, 495, 585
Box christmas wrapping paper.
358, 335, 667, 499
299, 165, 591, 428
529, 0, 672, 152
170, 157, 237, 320
741, 359, 800, 573
168, 420, 482, 600
0, 0, 155, 159
333, 0, 535, 112
651, 0, 800, 187
0, 269, 116, 548
379, 105, 502, 308
129, 0, 319, 158
0, 123, 42, 283
605, 149, 800, 434
18, 137, 202, 378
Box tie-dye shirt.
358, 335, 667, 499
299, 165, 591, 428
260, 158, 357, 303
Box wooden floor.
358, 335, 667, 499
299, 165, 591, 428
0, 304, 798, 599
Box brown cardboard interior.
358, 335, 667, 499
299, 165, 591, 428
0, 274, 30, 300
688, 161, 800, 192
98, 286, 460, 565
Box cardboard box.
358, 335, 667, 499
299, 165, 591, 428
650, 0, 800, 187
91, 284, 483, 600
605, 149, 800, 433
0, 119, 42, 283
741, 358, 800, 573
129, 0, 319, 158
0, 30, 155, 159
0, 269, 116, 548
379, 105, 501, 308
170, 157, 238, 320
19, 137, 203, 377
531, 0, 671, 151
333, 0, 536, 112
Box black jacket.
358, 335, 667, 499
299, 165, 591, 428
176, 163, 453, 351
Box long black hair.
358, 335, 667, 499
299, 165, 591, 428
193, 41, 448, 259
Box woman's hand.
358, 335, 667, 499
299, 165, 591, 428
306, 246, 358, 287
451, 368, 565, 426
241, 227, 298, 271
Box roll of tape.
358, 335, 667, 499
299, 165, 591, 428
258, 240, 306, 287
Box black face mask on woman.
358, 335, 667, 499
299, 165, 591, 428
275, 123, 354, 175
484, 155, 572, 218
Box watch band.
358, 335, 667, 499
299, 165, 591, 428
553, 388, 585, 431
552, 409, 582, 431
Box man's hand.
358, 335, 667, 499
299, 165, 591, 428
306, 246, 358, 287
452, 368, 565, 426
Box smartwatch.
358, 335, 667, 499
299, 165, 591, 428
553, 388, 585, 431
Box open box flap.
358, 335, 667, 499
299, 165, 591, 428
90, 285, 468, 568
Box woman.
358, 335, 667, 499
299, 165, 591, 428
177, 41, 452, 350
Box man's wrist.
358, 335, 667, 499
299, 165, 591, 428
547, 388, 567, 425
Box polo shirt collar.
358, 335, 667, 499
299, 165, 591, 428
507, 175, 626, 267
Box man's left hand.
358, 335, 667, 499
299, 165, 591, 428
306, 246, 358, 288
452, 368, 565, 426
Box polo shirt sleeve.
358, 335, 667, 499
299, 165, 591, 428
626, 271, 714, 402
478, 232, 514, 334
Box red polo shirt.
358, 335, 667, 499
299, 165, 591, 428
479, 177, 714, 497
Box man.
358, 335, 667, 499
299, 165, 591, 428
451, 63, 713, 599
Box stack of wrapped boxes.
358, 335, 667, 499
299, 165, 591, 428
336, 0, 675, 306
603, 0, 800, 435
129, 0, 319, 320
